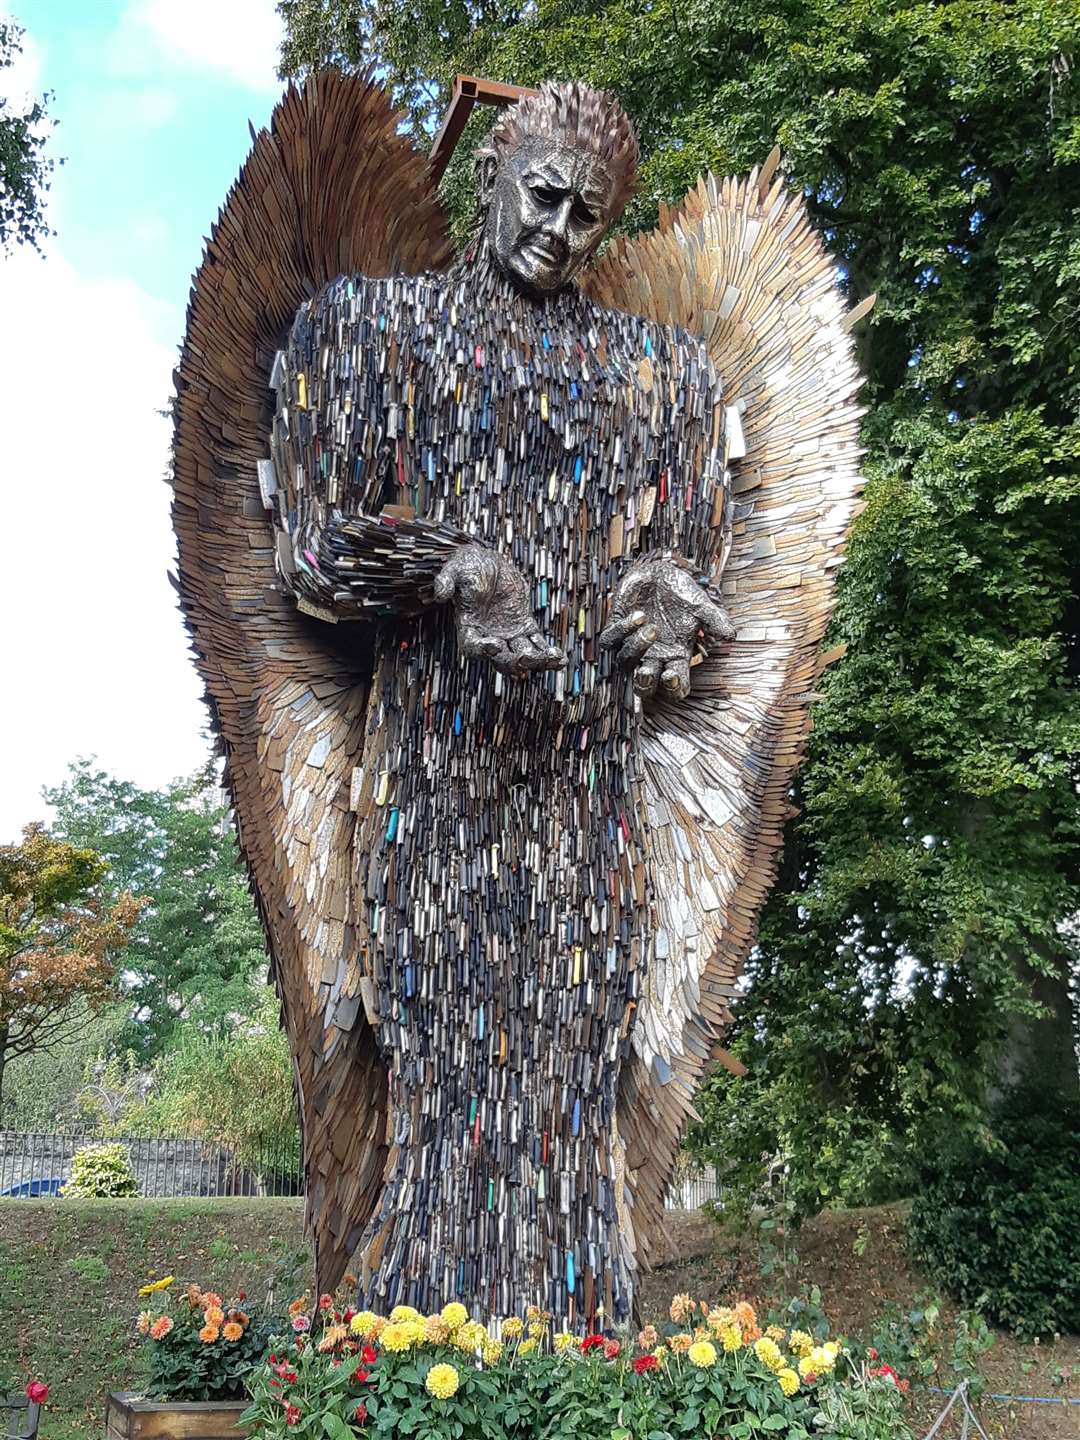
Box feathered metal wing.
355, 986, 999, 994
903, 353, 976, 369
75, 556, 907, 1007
171, 73, 452, 1291
581, 164, 867, 1270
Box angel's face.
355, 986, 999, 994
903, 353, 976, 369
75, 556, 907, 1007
484, 138, 615, 295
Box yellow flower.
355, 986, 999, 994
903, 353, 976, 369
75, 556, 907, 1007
525, 1305, 541, 1323
688, 1341, 717, 1369
553, 1332, 575, 1352
350, 1311, 379, 1338
653, 1346, 668, 1363
528, 1320, 547, 1340
518, 1338, 538, 1356
708, 1307, 735, 1331
425, 1363, 460, 1400
199, 1323, 219, 1344
501, 1317, 524, 1340
778, 1368, 800, 1397
670, 1293, 694, 1323
441, 1302, 468, 1331
425, 1315, 451, 1344
669, 1333, 693, 1354
389, 1305, 421, 1323
765, 1326, 786, 1342
380, 1322, 415, 1353
822, 1341, 840, 1365
138, 1275, 175, 1297
798, 1355, 818, 1380
482, 1339, 504, 1365
222, 1322, 243, 1342
754, 1337, 784, 1372
720, 1325, 743, 1353
809, 1345, 835, 1373
454, 1321, 487, 1353
789, 1329, 813, 1356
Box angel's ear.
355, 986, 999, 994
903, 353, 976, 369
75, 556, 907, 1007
476, 152, 498, 208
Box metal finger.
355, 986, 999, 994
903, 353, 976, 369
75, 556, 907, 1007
633, 659, 660, 698
660, 658, 691, 699
615, 623, 658, 668
598, 609, 647, 650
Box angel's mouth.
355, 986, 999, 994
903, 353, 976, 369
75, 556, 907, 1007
521, 236, 567, 266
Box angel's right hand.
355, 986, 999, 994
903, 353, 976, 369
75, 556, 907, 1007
434, 543, 567, 678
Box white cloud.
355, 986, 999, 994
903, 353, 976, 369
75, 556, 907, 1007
127, 0, 283, 93
0, 20, 43, 108
0, 240, 211, 839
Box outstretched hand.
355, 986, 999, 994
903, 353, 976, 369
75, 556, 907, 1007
599, 555, 735, 700
435, 543, 567, 678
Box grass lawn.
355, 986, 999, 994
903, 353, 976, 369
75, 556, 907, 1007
0, 1197, 1076, 1438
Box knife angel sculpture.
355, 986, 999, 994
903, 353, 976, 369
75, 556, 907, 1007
172, 71, 865, 1326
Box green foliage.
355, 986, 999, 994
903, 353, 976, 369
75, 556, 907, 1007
243, 1295, 909, 1440
129, 990, 300, 1163
63, 1142, 139, 1198
908, 1099, 1080, 1338
45, 760, 269, 1060
139, 1281, 276, 1403
0, 18, 57, 253
2, 1001, 131, 1129
280, 1, 1080, 1201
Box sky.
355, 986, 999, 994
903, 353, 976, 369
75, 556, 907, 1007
0, 0, 288, 839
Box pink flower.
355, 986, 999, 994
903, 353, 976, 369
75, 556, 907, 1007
603, 1340, 620, 1360
355, 1403, 368, 1424
291, 1314, 311, 1333
318, 1294, 334, 1311
285, 1404, 301, 1425
26, 1383, 48, 1406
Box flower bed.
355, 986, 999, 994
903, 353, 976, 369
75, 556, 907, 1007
242, 1284, 914, 1439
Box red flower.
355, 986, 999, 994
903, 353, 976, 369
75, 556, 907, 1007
283, 1371, 298, 1385
238, 1292, 246, 1301
867, 1348, 878, 1361
603, 1340, 620, 1360
633, 1355, 659, 1375
285, 1405, 301, 1426
319, 1294, 334, 1311
269, 1354, 278, 1366
343, 1309, 355, 1323
352, 1367, 370, 1384
355, 1403, 368, 1425
270, 1380, 281, 1389
361, 1345, 378, 1365
26, 1383, 48, 1406
581, 1334, 605, 1353
804, 1372, 818, 1385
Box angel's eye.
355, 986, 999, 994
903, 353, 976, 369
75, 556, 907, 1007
530, 184, 563, 206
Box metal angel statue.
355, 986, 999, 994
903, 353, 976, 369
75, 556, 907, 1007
172, 73, 866, 1327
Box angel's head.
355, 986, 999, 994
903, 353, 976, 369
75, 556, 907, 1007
475, 81, 639, 296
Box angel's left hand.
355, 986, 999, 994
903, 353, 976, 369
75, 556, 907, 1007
599, 554, 735, 700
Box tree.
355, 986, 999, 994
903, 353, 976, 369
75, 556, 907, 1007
0, 825, 140, 1118
45, 761, 270, 1060
280, 0, 1080, 1206
0, 18, 57, 254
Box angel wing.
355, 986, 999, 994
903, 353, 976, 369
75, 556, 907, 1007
582, 160, 868, 1268
171, 73, 452, 1292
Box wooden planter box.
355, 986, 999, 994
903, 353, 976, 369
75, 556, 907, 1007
105, 1392, 250, 1440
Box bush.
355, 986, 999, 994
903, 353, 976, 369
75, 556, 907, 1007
242, 1287, 915, 1440
908, 1099, 1080, 1337
136, 1277, 277, 1402
62, 1142, 138, 1198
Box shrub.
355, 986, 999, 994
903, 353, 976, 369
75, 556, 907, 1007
136, 1276, 277, 1402
62, 1142, 138, 1197
242, 1287, 915, 1440
908, 1098, 1080, 1337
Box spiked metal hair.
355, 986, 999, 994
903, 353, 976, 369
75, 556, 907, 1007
477, 81, 640, 219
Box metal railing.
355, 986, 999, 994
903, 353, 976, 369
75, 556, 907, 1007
0, 1130, 302, 1199
0, 1130, 719, 1209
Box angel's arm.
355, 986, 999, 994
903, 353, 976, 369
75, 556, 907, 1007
267, 282, 565, 676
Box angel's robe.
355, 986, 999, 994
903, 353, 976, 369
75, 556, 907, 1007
269, 246, 731, 1323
